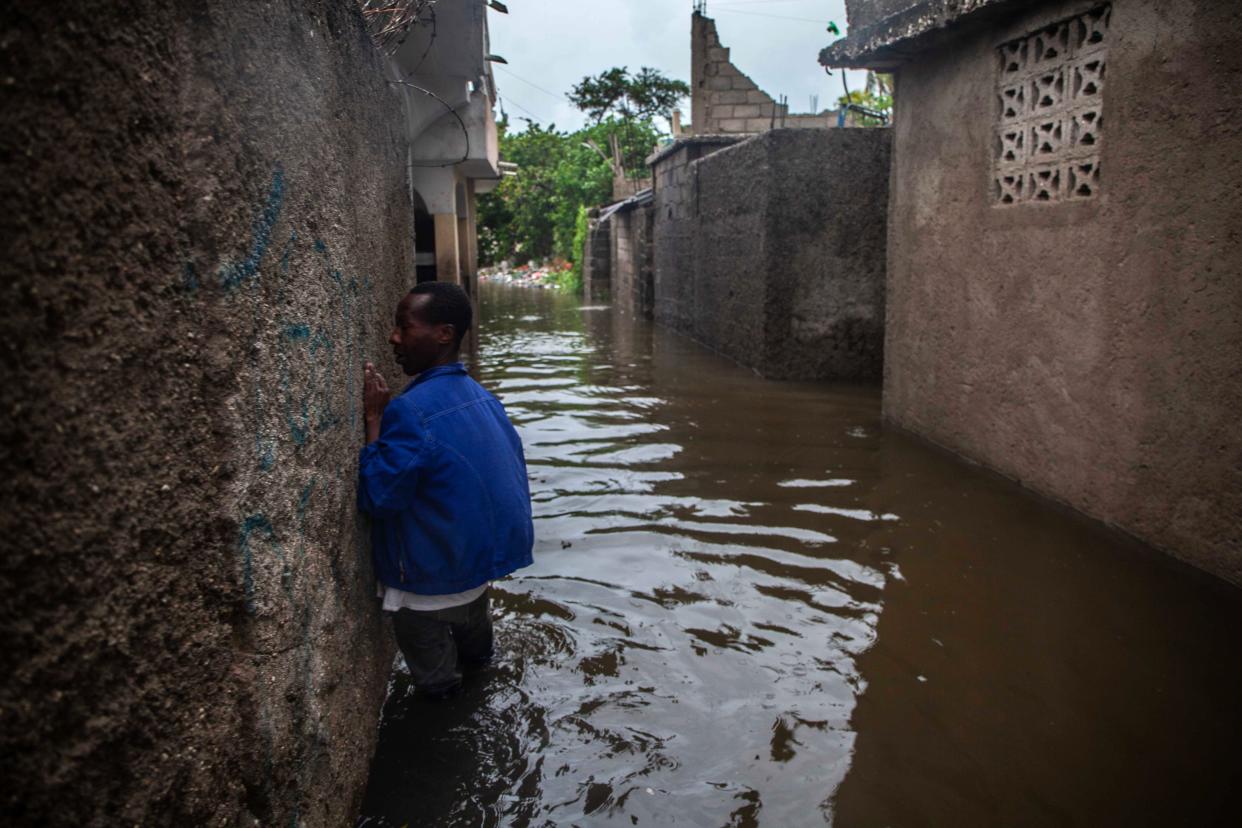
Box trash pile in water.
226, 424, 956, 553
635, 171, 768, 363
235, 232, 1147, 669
479, 259, 572, 289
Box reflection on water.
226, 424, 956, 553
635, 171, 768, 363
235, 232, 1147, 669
359, 285, 1242, 827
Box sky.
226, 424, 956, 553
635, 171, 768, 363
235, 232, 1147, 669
485, 0, 869, 132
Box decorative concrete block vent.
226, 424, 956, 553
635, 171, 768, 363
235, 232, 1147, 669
994, 5, 1109, 205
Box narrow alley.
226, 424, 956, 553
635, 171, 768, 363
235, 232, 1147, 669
358, 284, 1242, 826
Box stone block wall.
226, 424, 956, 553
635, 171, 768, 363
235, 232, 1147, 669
610, 204, 656, 319
582, 215, 613, 303
876, 0, 1242, 585
651, 130, 890, 379
0, 0, 412, 823
613, 174, 653, 201
691, 13, 839, 135
650, 136, 742, 334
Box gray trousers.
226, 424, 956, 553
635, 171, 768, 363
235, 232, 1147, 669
390, 589, 494, 695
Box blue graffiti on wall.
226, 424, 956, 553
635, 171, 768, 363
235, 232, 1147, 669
193, 162, 387, 822
220, 166, 286, 290
279, 323, 340, 446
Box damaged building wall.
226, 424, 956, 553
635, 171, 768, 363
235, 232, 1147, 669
650, 130, 890, 379
691, 12, 838, 135
0, 0, 412, 823
866, 0, 1242, 583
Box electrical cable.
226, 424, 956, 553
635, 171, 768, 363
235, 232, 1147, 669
714, 0, 826, 6
388, 79, 471, 167
713, 9, 834, 23
498, 94, 547, 124
494, 65, 566, 102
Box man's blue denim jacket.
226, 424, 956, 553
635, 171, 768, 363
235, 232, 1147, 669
358, 363, 534, 594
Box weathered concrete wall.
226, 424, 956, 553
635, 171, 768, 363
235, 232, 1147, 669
844, 0, 927, 31
582, 215, 612, 304
651, 130, 890, 379
610, 204, 656, 319
0, 1, 411, 823
761, 130, 890, 378
880, 0, 1242, 584
825, 0, 1041, 67
651, 137, 740, 334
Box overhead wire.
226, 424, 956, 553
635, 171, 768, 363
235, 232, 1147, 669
713, 0, 828, 6
712, 9, 835, 23
494, 65, 566, 103
498, 93, 548, 124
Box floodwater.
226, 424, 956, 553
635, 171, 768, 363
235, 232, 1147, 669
359, 284, 1242, 827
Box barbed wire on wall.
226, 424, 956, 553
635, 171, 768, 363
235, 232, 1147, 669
388, 79, 471, 168
358, 0, 437, 55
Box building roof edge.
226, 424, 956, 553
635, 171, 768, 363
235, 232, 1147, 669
819, 0, 1038, 69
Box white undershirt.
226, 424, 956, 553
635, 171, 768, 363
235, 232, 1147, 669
376, 581, 489, 612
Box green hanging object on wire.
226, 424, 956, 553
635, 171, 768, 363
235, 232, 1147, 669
827, 21, 841, 35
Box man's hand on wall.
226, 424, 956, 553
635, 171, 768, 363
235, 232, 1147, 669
363, 362, 390, 445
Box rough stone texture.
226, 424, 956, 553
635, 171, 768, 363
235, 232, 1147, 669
582, 216, 612, 303
877, 0, 1242, 584
0, 0, 410, 824
822, 0, 1040, 68
610, 204, 656, 319
650, 136, 741, 336
651, 130, 891, 379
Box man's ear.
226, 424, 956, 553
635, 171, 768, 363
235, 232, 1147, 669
436, 323, 456, 345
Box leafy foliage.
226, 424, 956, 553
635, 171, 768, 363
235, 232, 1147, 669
566, 205, 590, 293
477, 116, 661, 269
477, 66, 686, 289
569, 66, 689, 126
568, 66, 688, 172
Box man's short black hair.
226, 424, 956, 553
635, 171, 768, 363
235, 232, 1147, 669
410, 281, 472, 348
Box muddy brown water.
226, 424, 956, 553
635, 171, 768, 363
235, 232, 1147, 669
358, 283, 1242, 827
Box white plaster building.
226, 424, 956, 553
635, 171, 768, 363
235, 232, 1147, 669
389, 0, 504, 294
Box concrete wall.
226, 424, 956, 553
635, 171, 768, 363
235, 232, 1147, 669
582, 215, 612, 304
651, 137, 740, 335
651, 130, 890, 379
691, 13, 838, 134
611, 205, 656, 319
844, 0, 927, 31
881, 0, 1242, 584
0, 0, 411, 823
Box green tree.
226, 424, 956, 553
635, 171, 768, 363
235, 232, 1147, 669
570, 66, 689, 124
554, 205, 589, 293
477, 116, 661, 269
569, 66, 688, 171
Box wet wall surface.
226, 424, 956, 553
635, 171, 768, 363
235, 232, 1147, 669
879, 0, 1242, 583
1, 1, 406, 822
359, 285, 1242, 827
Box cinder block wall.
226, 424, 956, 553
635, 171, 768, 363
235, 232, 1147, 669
583, 216, 612, 303
880, 0, 1242, 584
651, 130, 890, 379
651, 138, 741, 333
610, 205, 656, 318
0, 1, 410, 823
690, 12, 836, 134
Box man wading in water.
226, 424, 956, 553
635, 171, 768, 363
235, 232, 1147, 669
358, 281, 534, 698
